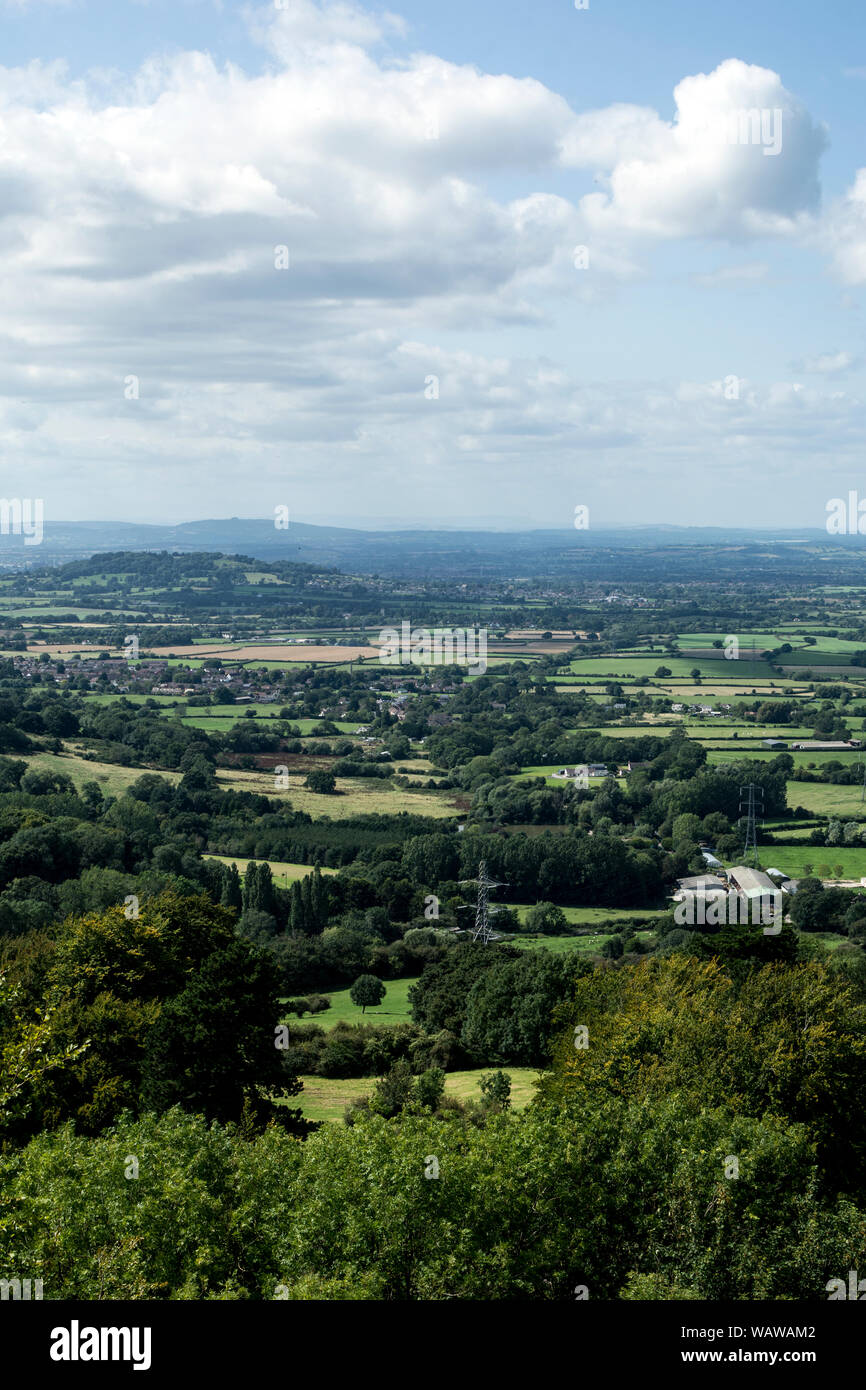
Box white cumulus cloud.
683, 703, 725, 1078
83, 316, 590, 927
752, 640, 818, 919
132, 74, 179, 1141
569, 59, 827, 240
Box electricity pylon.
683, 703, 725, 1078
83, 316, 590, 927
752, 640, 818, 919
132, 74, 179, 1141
739, 783, 764, 867
458, 860, 507, 944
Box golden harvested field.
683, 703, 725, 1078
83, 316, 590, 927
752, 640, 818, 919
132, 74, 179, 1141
490, 641, 572, 655
506, 629, 588, 639
25, 642, 108, 655
19, 641, 381, 662
150, 643, 380, 661
557, 683, 804, 699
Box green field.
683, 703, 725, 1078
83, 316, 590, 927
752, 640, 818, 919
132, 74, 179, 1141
566, 656, 774, 679
677, 632, 866, 656
294, 1067, 541, 1123
283, 976, 415, 1029
785, 782, 866, 819
84, 692, 181, 707
756, 845, 866, 879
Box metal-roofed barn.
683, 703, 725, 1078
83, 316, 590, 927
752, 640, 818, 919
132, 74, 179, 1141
727, 866, 778, 898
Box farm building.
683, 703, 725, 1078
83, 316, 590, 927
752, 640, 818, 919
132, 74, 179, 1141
727, 866, 779, 900
673, 874, 727, 900
789, 740, 861, 750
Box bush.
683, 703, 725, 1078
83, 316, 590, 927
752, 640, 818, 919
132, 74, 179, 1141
306, 993, 331, 1015
305, 769, 337, 795
368, 1060, 415, 1118
319, 1030, 368, 1078
409, 1029, 463, 1073
523, 901, 570, 936
281, 1022, 326, 1074
414, 1066, 446, 1110
284, 993, 331, 1017
479, 1070, 512, 1111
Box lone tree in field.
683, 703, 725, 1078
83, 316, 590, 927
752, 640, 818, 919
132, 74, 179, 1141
305, 768, 336, 794
350, 974, 386, 1014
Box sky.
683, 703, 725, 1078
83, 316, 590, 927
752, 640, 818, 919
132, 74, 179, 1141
0, 0, 865, 530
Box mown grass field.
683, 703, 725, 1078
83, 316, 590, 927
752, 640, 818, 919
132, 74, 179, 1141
657, 683, 804, 698
295, 1067, 541, 1124
687, 725, 817, 740
508, 930, 656, 954
675, 632, 783, 648
215, 766, 460, 818
555, 681, 800, 700
564, 721, 679, 735
566, 656, 774, 679
762, 823, 823, 840
558, 722, 821, 742
204, 855, 338, 883
707, 748, 862, 768
511, 904, 667, 925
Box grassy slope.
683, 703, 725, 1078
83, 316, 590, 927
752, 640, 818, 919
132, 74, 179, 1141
22, 751, 179, 795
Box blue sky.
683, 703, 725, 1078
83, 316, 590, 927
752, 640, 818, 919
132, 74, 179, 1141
0, 0, 865, 530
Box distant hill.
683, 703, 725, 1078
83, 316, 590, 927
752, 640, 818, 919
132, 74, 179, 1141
0, 518, 864, 578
